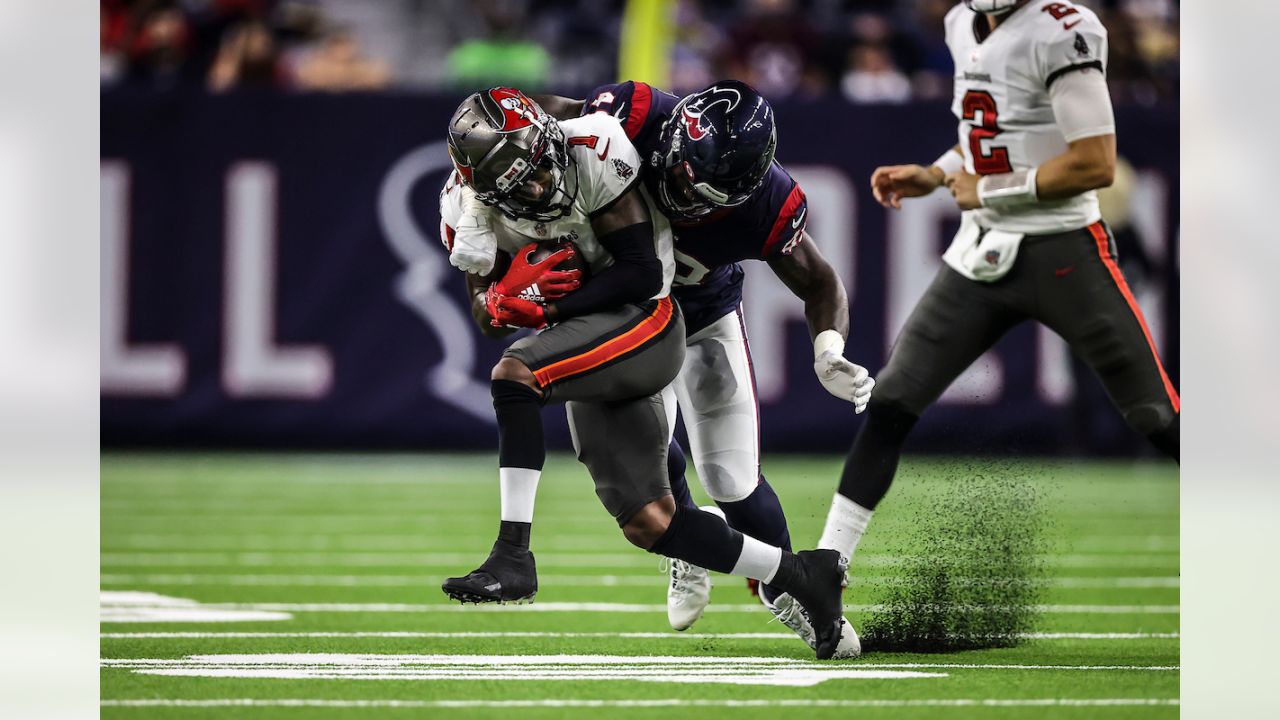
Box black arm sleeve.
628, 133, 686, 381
547, 222, 661, 321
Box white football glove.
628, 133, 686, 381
448, 187, 498, 275
813, 329, 875, 413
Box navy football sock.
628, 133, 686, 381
666, 440, 698, 509
491, 379, 545, 470
497, 520, 532, 549
718, 477, 791, 602
648, 504, 745, 575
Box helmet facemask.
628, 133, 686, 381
486, 119, 577, 223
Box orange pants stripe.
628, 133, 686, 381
532, 298, 676, 387
1087, 222, 1180, 413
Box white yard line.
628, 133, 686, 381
99, 654, 1177, 687
98, 573, 1180, 589
102, 600, 1180, 615
104, 533, 1179, 553
101, 654, 949, 685
100, 551, 1179, 569
100, 698, 1179, 709
102, 630, 1180, 640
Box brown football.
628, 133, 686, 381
518, 241, 588, 303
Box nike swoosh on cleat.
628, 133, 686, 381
484, 583, 501, 592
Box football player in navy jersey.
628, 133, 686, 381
534, 80, 873, 656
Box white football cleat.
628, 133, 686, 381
665, 557, 712, 631
663, 505, 724, 631
764, 592, 862, 659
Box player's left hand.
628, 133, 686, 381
944, 171, 982, 210
490, 294, 548, 329
815, 351, 875, 413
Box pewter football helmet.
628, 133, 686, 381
446, 87, 577, 222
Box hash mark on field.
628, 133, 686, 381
99, 592, 292, 623
100, 698, 1181, 709
102, 630, 1181, 640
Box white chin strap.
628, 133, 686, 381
967, 0, 1020, 12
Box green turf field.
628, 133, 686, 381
101, 453, 1178, 719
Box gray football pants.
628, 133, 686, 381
504, 297, 686, 523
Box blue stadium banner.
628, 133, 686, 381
102, 91, 1178, 454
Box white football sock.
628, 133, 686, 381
730, 534, 783, 583
817, 493, 874, 562
499, 467, 541, 523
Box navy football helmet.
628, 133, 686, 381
655, 80, 777, 221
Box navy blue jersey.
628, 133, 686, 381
583, 81, 810, 335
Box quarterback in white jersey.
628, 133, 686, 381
816, 1, 1179, 582
945, 0, 1109, 235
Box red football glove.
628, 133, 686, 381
495, 242, 582, 298
491, 294, 548, 329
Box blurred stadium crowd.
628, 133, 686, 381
101, 0, 1178, 103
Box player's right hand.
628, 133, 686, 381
815, 351, 875, 414
496, 242, 582, 297
870, 164, 945, 210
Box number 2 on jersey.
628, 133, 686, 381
962, 90, 1013, 175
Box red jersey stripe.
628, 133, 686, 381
761, 184, 806, 257
623, 82, 652, 140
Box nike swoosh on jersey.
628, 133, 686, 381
791, 207, 807, 229
1063, 19, 1082, 29
597, 139, 611, 161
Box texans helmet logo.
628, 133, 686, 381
680, 85, 742, 141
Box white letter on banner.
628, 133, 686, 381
100, 161, 187, 396
222, 162, 333, 398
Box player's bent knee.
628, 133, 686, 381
1122, 402, 1176, 437
1139, 409, 1179, 462
491, 357, 538, 389
864, 395, 921, 442
866, 369, 928, 419
621, 496, 676, 550
700, 461, 757, 503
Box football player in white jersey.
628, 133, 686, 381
815, 1, 1180, 568
437, 88, 850, 659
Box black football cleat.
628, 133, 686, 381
783, 549, 849, 660
441, 538, 538, 604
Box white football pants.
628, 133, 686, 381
668, 307, 762, 503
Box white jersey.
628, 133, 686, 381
946, 0, 1109, 234
440, 112, 675, 299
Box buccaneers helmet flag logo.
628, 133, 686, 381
488, 88, 538, 131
